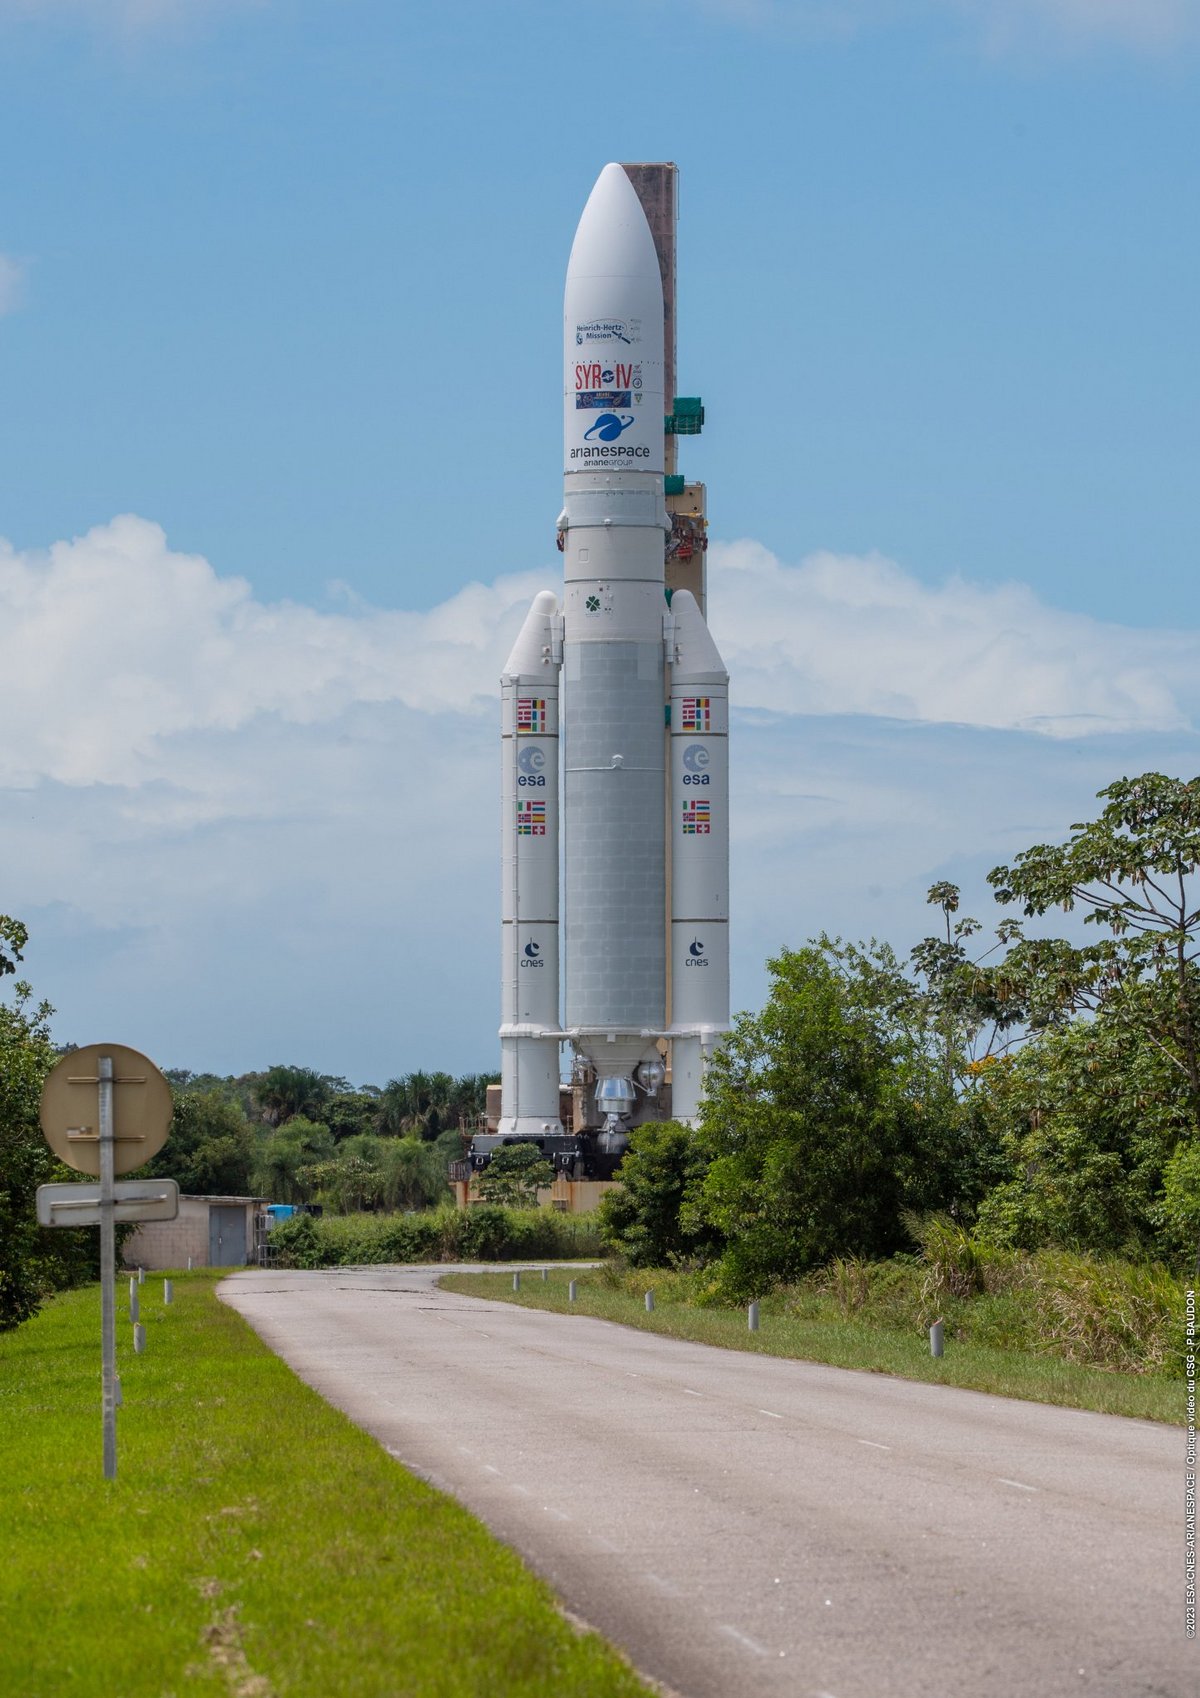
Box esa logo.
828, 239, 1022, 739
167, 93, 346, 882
521, 939, 545, 969
517, 745, 546, 788
681, 742, 710, 786
685, 937, 708, 968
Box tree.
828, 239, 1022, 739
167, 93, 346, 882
691, 945, 969, 1297
251, 1066, 334, 1127
598, 1121, 715, 1267
143, 1090, 255, 1195
252, 1116, 335, 1203
909, 884, 1027, 1078
0, 918, 100, 1329
972, 1012, 1187, 1259
476, 1143, 553, 1207
988, 773, 1200, 1274
989, 773, 1200, 1128
0, 971, 59, 1327
377, 1072, 450, 1138
379, 1137, 451, 1210
324, 1092, 382, 1142
377, 1071, 498, 1140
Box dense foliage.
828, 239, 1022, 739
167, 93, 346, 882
602, 774, 1200, 1297
268, 1204, 602, 1268
142, 1066, 498, 1214
0, 918, 114, 1329
475, 1143, 554, 1207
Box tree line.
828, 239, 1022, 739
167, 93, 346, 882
601, 773, 1200, 1294
143, 1067, 497, 1212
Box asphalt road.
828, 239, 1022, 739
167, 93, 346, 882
220, 1266, 1191, 1698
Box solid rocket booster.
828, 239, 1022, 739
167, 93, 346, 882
499, 162, 728, 1150
498, 590, 562, 1136
667, 587, 729, 1121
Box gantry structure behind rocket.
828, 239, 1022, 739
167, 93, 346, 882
485, 162, 728, 1180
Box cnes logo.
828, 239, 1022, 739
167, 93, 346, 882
521, 939, 545, 969
685, 937, 708, 968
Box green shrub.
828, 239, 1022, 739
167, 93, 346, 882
450, 1204, 514, 1260
475, 1145, 554, 1207
269, 1205, 603, 1268
270, 1212, 328, 1269
1158, 1141, 1200, 1271
598, 1120, 714, 1267
796, 1240, 1185, 1376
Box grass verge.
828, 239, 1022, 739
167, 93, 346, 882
439, 1266, 1183, 1425
0, 1271, 656, 1698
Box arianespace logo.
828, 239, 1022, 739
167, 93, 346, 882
686, 937, 708, 967
576, 319, 634, 346
521, 938, 545, 969
570, 407, 652, 461
584, 413, 635, 443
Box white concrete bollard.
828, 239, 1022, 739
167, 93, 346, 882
930, 1320, 944, 1358
645, 1291, 655, 1312
513, 1272, 521, 1292
129, 1281, 139, 1323
163, 1279, 173, 1305
568, 1280, 578, 1303
133, 1324, 146, 1355
748, 1301, 760, 1332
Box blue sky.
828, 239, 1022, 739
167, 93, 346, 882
2, 0, 1198, 1083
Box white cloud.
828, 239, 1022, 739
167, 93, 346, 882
3, 514, 1197, 1076
709, 539, 1194, 736
0, 254, 26, 315
0, 0, 258, 31
952, 0, 1197, 52
2, 517, 1193, 806
698, 0, 1199, 51
0, 515, 544, 790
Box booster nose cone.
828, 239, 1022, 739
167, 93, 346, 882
564, 163, 664, 478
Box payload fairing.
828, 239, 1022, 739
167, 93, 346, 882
495, 163, 728, 1175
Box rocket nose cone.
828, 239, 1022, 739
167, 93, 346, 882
567, 162, 661, 288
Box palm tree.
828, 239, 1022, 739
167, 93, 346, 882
252, 1116, 335, 1202
252, 1066, 334, 1127
377, 1072, 453, 1139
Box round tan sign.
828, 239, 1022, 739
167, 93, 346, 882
40, 1043, 172, 1177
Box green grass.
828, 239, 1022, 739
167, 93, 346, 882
439, 1266, 1184, 1425
0, 1272, 655, 1698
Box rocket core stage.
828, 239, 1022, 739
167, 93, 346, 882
493, 162, 729, 1178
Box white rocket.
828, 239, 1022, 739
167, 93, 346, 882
497, 163, 728, 1171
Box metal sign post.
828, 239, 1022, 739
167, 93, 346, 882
38, 1042, 173, 1481
98, 1055, 117, 1479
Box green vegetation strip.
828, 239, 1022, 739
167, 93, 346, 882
0, 1272, 655, 1698
439, 1267, 1182, 1426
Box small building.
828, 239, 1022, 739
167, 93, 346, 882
122, 1194, 266, 1271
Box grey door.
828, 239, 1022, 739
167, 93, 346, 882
209, 1206, 246, 1266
